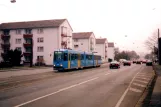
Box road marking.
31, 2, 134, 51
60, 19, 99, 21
14, 77, 99, 107
135, 77, 150, 80
133, 82, 146, 87
134, 79, 148, 84
115, 67, 142, 107
137, 75, 151, 78
105, 73, 110, 75
129, 87, 142, 93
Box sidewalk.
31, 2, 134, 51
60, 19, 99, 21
0, 67, 53, 79
149, 65, 161, 107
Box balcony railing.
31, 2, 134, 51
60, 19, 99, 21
1, 34, 10, 40
23, 52, 31, 56
23, 34, 33, 38
23, 43, 32, 47
1, 43, 10, 49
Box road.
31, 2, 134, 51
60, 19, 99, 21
0, 64, 154, 107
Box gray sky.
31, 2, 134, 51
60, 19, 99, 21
1, 0, 161, 54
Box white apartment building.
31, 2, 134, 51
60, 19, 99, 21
95, 38, 108, 62
108, 42, 114, 61
72, 32, 96, 53
0, 19, 73, 65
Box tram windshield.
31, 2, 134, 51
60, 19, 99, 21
54, 51, 63, 61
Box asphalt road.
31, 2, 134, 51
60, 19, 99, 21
0, 64, 154, 107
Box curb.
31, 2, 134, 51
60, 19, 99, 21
135, 68, 157, 107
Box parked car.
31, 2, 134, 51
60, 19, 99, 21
136, 60, 141, 64
109, 61, 120, 69
123, 61, 131, 66
146, 60, 153, 66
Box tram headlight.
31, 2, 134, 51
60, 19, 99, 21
54, 65, 55, 66
60, 64, 63, 66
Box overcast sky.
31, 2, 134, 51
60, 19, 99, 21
1, 0, 161, 55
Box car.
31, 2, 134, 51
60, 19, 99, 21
109, 61, 120, 69
142, 60, 147, 64
146, 60, 153, 66
133, 60, 136, 63
123, 61, 131, 66
136, 60, 141, 64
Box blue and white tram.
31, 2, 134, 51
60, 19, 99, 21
53, 49, 102, 71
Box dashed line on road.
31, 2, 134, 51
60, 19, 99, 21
115, 66, 143, 107
14, 77, 99, 107
134, 79, 148, 84
133, 82, 146, 88
135, 77, 150, 80
129, 87, 142, 93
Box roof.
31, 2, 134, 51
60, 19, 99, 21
96, 38, 107, 44
108, 42, 114, 47
0, 19, 66, 30
72, 32, 93, 39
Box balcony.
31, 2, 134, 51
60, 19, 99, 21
1, 34, 10, 40
1, 43, 10, 49
23, 43, 32, 47
23, 52, 31, 56
23, 34, 33, 38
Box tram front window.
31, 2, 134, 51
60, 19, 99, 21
54, 51, 63, 61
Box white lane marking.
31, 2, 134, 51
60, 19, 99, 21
129, 87, 142, 93
133, 82, 146, 87
134, 80, 148, 84
137, 75, 151, 78
14, 77, 99, 107
105, 73, 110, 75
115, 67, 142, 107
135, 77, 150, 80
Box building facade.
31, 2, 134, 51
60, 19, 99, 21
0, 19, 73, 65
72, 32, 96, 53
108, 42, 114, 61
95, 38, 108, 62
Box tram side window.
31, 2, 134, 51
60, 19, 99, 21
86, 55, 89, 60
64, 53, 68, 61
71, 54, 75, 60
81, 54, 84, 60
75, 54, 78, 60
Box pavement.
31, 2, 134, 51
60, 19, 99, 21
0, 64, 154, 107
148, 64, 161, 107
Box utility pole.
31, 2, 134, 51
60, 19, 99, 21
158, 28, 161, 65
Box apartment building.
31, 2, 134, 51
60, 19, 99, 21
0, 19, 73, 65
108, 42, 114, 61
72, 32, 96, 53
95, 38, 108, 62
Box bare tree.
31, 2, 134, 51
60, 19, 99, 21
144, 31, 158, 51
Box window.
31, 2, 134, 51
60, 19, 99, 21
37, 46, 44, 52
37, 56, 44, 62
54, 51, 63, 60
81, 43, 83, 45
37, 28, 44, 34
16, 47, 21, 51
37, 37, 44, 43
74, 45, 78, 48
16, 29, 21, 34
74, 39, 78, 42
3, 30, 10, 35
64, 53, 68, 61
71, 54, 75, 60
16, 39, 21, 44
81, 54, 84, 60
25, 29, 32, 34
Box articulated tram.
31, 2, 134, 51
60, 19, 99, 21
53, 49, 102, 71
